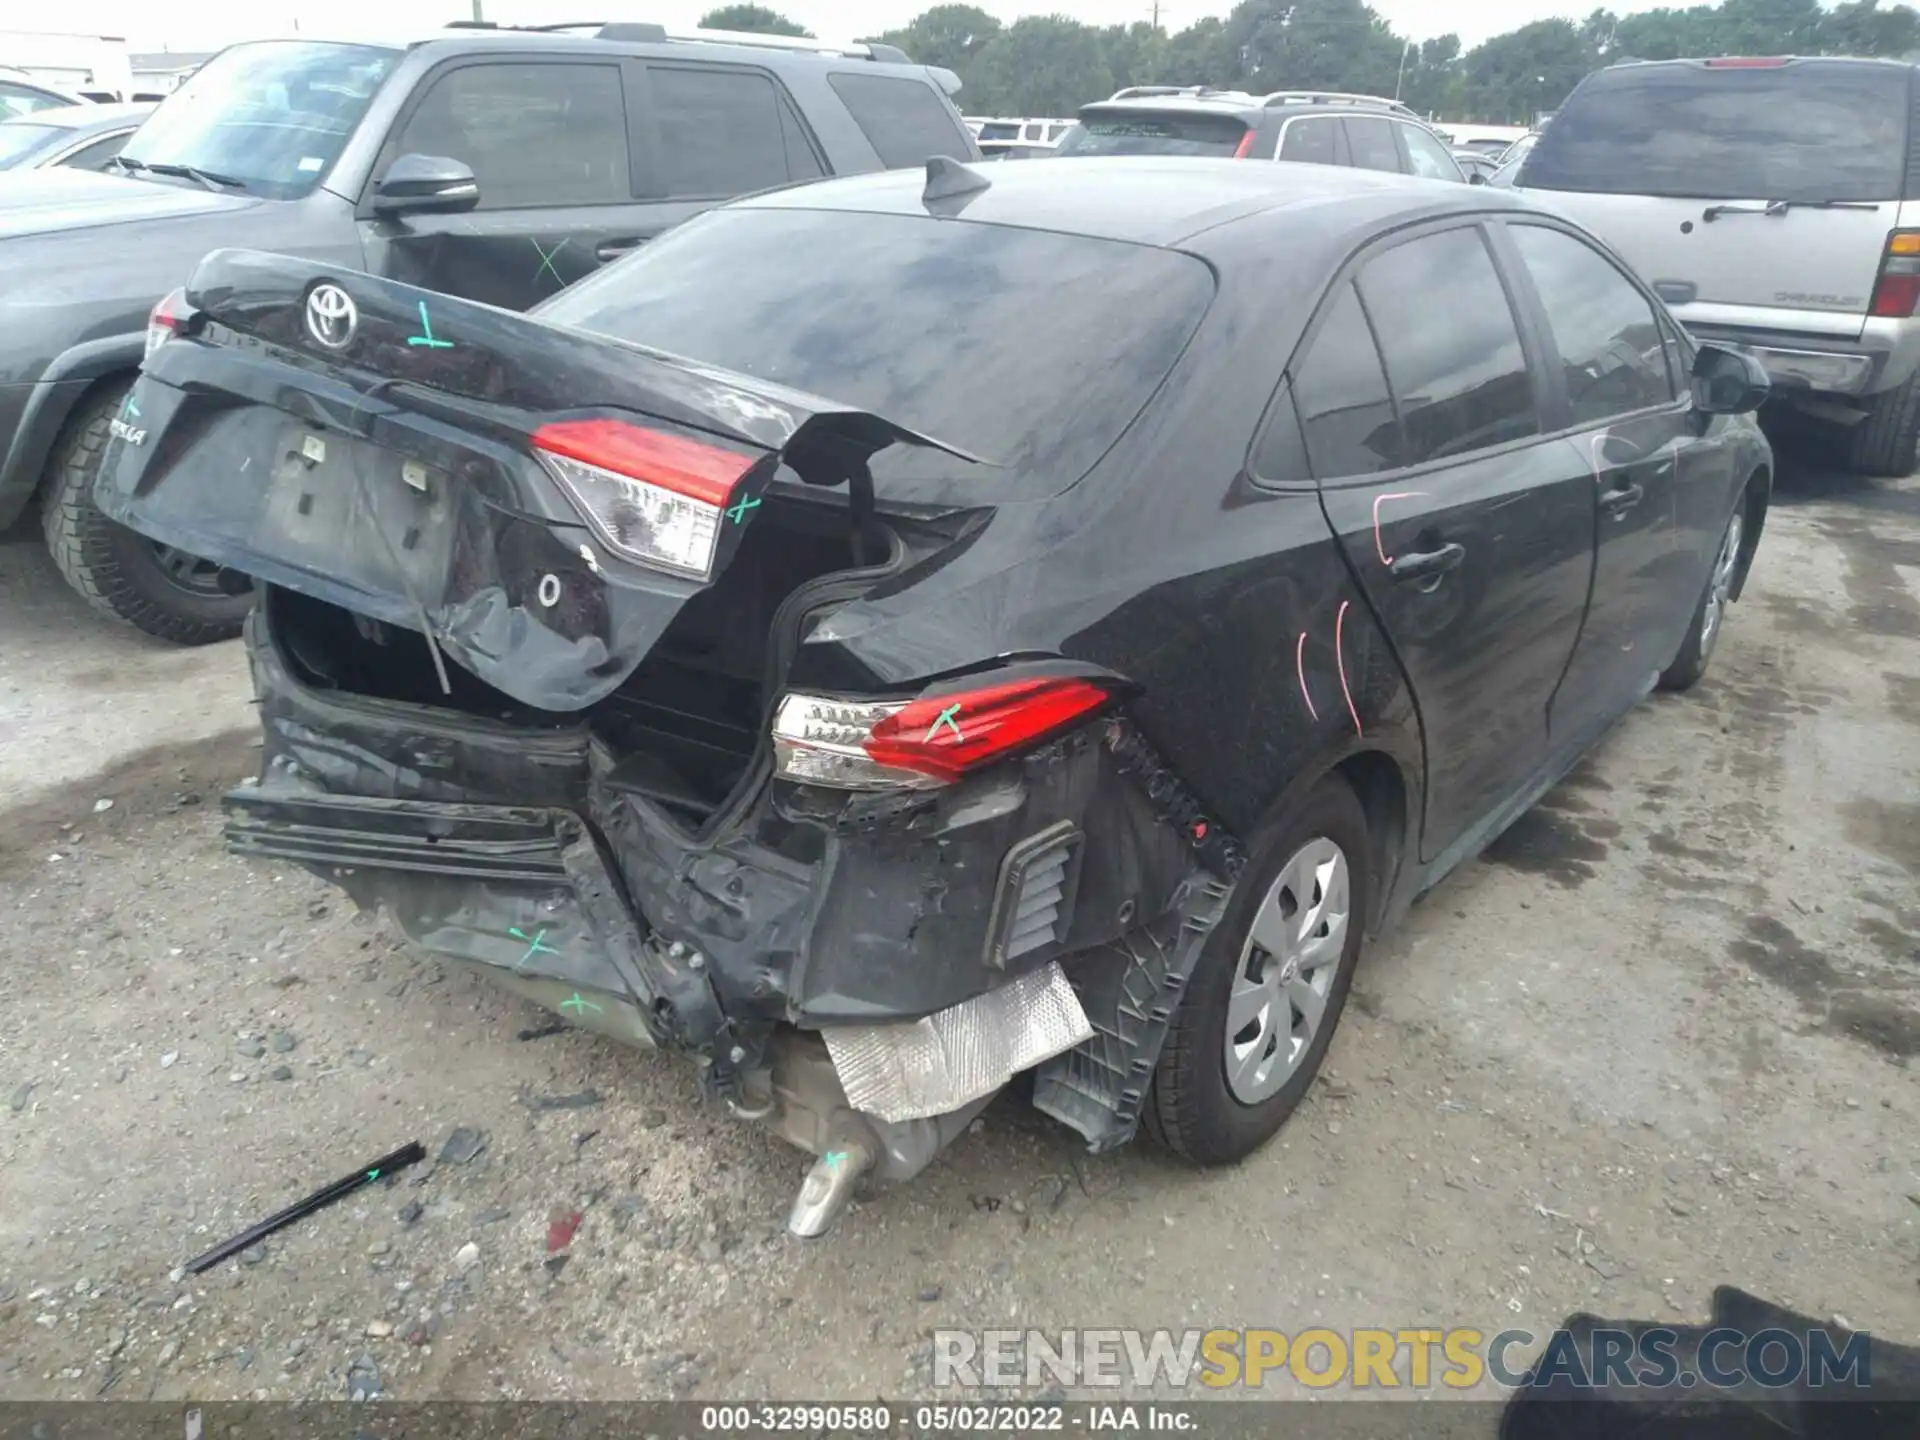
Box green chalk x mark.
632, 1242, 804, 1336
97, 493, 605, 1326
823, 1150, 848, 1172
559, 993, 603, 1015
925, 702, 964, 743
509, 925, 560, 970
531, 237, 567, 287
124, 396, 140, 418
407, 301, 453, 349
366, 1169, 380, 1182
726, 495, 761, 525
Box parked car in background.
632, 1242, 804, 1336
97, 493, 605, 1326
0, 102, 151, 171
1055, 87, 1465, 184
1510, 55, 1920, 475
967, 114, 1073, 158
0, 66, 88, 117
1433, 122, 1529, 156
0, 21, 972, 645
98, 157, 1771, 1233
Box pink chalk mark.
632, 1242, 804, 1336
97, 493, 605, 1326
1294, 631, 1318, 721
1335, 600, 1363, 738
1371, 491, 1425, 565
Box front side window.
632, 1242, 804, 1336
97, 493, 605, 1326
119, 42, 398, 199
1345, 116, 1400, 172
1358, 227, 1539, 466
1289, 282, 1400, 478
392, 62, 628, 209
1400, 123, 1463, 182
62, 132, 135, 171
1280, 117, 1339, 166
1509, 224, 1675, 425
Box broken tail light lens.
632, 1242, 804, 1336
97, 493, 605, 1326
773, 677, 1118, 790
1870, 231, 1920, 319
530, 418, 759, 580
145, 287, 191, 359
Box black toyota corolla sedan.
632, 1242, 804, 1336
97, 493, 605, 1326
98, 157, 1771, 1235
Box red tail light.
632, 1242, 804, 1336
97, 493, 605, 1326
1232, 128, 1257, 159
772, 676, 1120, 789
1869, 230, 1920, 319
145, 287, 191, 359
530, 418, 761, 579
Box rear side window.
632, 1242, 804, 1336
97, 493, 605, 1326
1358, 227, 1539, 465
1345, 117, 1400, 173
1290, 282, 1400, 478
1522, 61, 1909, 202
538, 207, 1215, 501
394, 62, 628, 208
1280, 117, 1339, 165
1509, 225, 1675, 424
649, 65, 817, 198
827, 72, 970, 168
1056, 111, 1248, 157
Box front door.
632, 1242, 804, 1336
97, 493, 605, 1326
1495, 220, 1704, 729
1295, 223, 1598, 861
358, 56, 659, 312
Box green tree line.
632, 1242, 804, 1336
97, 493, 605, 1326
699, 0, 1920, 123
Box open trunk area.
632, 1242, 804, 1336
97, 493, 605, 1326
269, 495, 875, 825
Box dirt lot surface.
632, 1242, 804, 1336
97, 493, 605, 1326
1, 460, 1917, 1410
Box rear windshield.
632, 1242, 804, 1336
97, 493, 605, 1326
535, 206, 1215, 501
1522, 61, 1910, 202
1055, 111, 1248, 158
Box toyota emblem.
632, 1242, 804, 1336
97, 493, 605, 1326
305, 283, 358, 350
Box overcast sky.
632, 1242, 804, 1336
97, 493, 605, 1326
32, 1, 1635, 56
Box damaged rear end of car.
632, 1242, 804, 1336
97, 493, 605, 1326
99, 243, 1228, 1233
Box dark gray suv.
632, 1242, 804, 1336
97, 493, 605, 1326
0, 21, 972, 643
1055, 86, 1466, 185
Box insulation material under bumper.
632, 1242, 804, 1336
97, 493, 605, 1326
822, 963, 1094, 1123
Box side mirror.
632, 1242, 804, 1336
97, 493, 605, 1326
1691, 344, 1771, 416
372, 153, 479, 215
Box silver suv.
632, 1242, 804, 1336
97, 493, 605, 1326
1511, 56, 1920, 475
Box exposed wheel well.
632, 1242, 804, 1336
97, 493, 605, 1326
32, 370, 140, 504
1731, 463, 1770, 601
1333, 749, 1409, 934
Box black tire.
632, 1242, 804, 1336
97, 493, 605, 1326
1843, 375, 1920, 478
1659, 496, 1749, 693
39, 384, 253, 646
1144, 774, 1370, 1165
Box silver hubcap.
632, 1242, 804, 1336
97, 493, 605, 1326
1224, 837, 1350, 1105
1700, 512, 1743, 656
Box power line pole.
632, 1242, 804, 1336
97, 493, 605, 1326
471, 0, 484, 21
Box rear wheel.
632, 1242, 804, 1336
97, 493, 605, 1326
1843, 374, 1920, 477
1659, 503, 1745, 693
39, 384, 253, 646
1145, 775, 1369, 1165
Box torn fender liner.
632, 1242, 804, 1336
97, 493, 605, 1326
823, 963, 1093, 1123
97, 248, 992, 713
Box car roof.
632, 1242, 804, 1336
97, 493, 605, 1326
1598, 53, 1916, 75
1082, 90, 1422, 122
738, 155, 1534, 248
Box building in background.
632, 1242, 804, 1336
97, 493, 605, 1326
0, 30, 134, 100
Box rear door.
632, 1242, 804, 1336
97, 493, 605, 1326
1300, 223, 1598, 861
359, 56, 654, 311
1496, 219, 1703, 731
1515, 59, 1910, 340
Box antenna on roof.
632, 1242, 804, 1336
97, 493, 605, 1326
922, 155, 991, 206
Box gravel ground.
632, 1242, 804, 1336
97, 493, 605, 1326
1, 457, 1917, 1409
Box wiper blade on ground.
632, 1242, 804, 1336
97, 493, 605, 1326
1702, 197, 1882, 221
141, 161, 249, 193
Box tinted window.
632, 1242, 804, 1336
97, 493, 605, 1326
827, 72, 970, 168
1359, 227, 1539, 465
1510, 225, 1674, 424
652, 65, 820, 197
1345, 117, 1400, 172
394, 62, 626, 208
1400, 123, 1462, 182
1280, 116, 1339, 165
537, 207, 1215, 502
1056, 112, 1248, 157
1522, 61, 1908, 202
121, 41, 398, 199
1290, 282, 1400, 478
61, 132, 134, 170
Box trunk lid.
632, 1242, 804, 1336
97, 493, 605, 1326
98, 249, 987, 712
